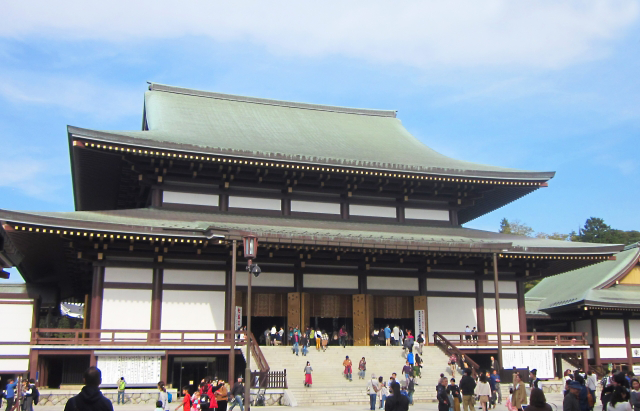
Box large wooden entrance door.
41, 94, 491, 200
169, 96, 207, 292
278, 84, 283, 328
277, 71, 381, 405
352, 294, 374, 346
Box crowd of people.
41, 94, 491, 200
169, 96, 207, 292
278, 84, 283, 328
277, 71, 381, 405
0, 377, 39, 411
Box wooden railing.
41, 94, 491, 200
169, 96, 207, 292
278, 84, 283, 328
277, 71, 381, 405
31, 328, 247, 346
435, 331, 588, 346
434, 332, 480, 378
562, 353, 606, 377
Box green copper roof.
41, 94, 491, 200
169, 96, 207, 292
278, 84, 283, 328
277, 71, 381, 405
0, 208, 620, 255
526, 244, 640, 311
67, 83, 555, 180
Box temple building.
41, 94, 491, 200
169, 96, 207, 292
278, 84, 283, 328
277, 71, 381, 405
0, 83, 625, 388
527, 242, 640, 373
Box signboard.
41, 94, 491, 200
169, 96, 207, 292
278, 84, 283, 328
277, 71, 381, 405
414, 310, 426, 336
502, 349, 554, 379
633, 365, 640, 375
235, 306, 242, 331
97, 355, 161, 386
632, 348, 640, 358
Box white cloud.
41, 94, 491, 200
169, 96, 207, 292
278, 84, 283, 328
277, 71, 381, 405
0, 72, 141, 120
1, 1, 637, 70
0, 155, 67, 201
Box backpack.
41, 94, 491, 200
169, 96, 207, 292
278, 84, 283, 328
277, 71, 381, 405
168, 392, 172, 403
32, 387, 40, 405
200, 391, 210, 407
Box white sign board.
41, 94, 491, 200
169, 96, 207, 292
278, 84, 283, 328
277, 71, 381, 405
235, 306, 243, 330
502, 349, 554, 379
632, 347, 640, 358
97, 356, 161, 386
415, 310, 426, 336
633, 365, 640, 375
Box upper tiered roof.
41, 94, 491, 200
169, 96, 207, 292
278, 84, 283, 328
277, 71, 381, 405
70, 83, 554, 181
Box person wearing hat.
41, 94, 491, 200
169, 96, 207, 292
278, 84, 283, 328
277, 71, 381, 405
367, 373, 380, 410
564, 381, 582, 411
530, 369, 541, 390
513, 372, 527, 411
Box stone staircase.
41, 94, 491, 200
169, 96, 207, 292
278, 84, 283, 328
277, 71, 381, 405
245, 345, 452, 406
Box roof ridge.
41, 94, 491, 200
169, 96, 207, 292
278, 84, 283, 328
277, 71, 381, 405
147, 82, 397, 118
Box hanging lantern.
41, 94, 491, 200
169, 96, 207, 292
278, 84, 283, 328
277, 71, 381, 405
243, 235, 258, 259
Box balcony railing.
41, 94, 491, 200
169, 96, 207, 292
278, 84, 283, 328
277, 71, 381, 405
434, 331, 588, 346
31, 328, 247, 346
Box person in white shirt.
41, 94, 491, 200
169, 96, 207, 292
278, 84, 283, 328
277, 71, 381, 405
586, 371, 597, 400
476, 373, 492, 411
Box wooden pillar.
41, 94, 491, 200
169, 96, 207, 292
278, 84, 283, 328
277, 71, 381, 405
583, 349, 589, 373
353, 294, 369, 346
301, 292, 311, 332
151, 268, 163, 333
29, 349, 38, 380
413, 296, 428, 338
516, 281, 527, 333
288, 292, 301, 330
624, 316, 633, 369
228, 240, 237, 385
89, 265, 105, 331
161, 355, 168, 384
475, 278, 485, 332
366, 295, 374, 345
294, 262, 303, 292
89, 351, 97, 367
591, 316, 601, 366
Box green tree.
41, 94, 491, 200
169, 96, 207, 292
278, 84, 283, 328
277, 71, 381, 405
578, 217, 612, 243
535, 232, 570, 241
499, 218, 512, 234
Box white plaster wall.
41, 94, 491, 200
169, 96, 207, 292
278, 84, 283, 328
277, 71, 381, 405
598, 319, 626, 344
350, 204, 396, 218
0, 302, 33, 342
304, 274, 358, 289
101, 289, 152, 332
629, 319, 640, 345
163, 269, 225, 285
0, 345, 30, 355
291, 200, 340, 214
482, 280, 517, 294
573, 320, 594, 345
600, 347, 628, 359
427, 297, 477, 342
229, 196, 281, 211
161, 290, 225, 332
483, 298, 520, 336
427, 278, 475, 293
163, 191, 219, 207
105, 267, 153, 284
0, 359, 28, 372
368, 276, 418, 291
405, 208, 449, 221
237, 272, 294, 287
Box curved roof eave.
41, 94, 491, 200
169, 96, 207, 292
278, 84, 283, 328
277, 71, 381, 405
67, 126, 555, 181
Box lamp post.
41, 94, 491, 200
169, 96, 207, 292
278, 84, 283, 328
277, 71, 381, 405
243, 235, 260, 411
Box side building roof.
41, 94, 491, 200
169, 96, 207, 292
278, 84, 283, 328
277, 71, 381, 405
526, 243, 640, 312
69, 83, 555, 181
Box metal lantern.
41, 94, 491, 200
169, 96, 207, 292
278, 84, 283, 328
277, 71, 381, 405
243, 235, 258, 259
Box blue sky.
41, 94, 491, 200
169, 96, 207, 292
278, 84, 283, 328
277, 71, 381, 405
1, 2, 639, 282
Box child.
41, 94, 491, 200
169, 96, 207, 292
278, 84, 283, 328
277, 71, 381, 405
191, 391, 201, 411
505, 388, 517, 411
176, 386, 191, 411
156, 400, 164, 411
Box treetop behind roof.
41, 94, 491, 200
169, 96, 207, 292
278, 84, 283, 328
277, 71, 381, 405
70, 82, 554, 181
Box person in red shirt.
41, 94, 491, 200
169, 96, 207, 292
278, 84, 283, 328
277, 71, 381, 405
175, 386, 191, 411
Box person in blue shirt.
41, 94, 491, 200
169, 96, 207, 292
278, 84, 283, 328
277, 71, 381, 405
384, 326, 391, 347
490, 370, 502, 404
4, 378, 17, 411
407, 351, 414, 366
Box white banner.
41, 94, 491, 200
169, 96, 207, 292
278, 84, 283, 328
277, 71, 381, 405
632, 347, 640, 358
414, 310, 426, 336
502, 349, 554, 379
235, 306, 243, 331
